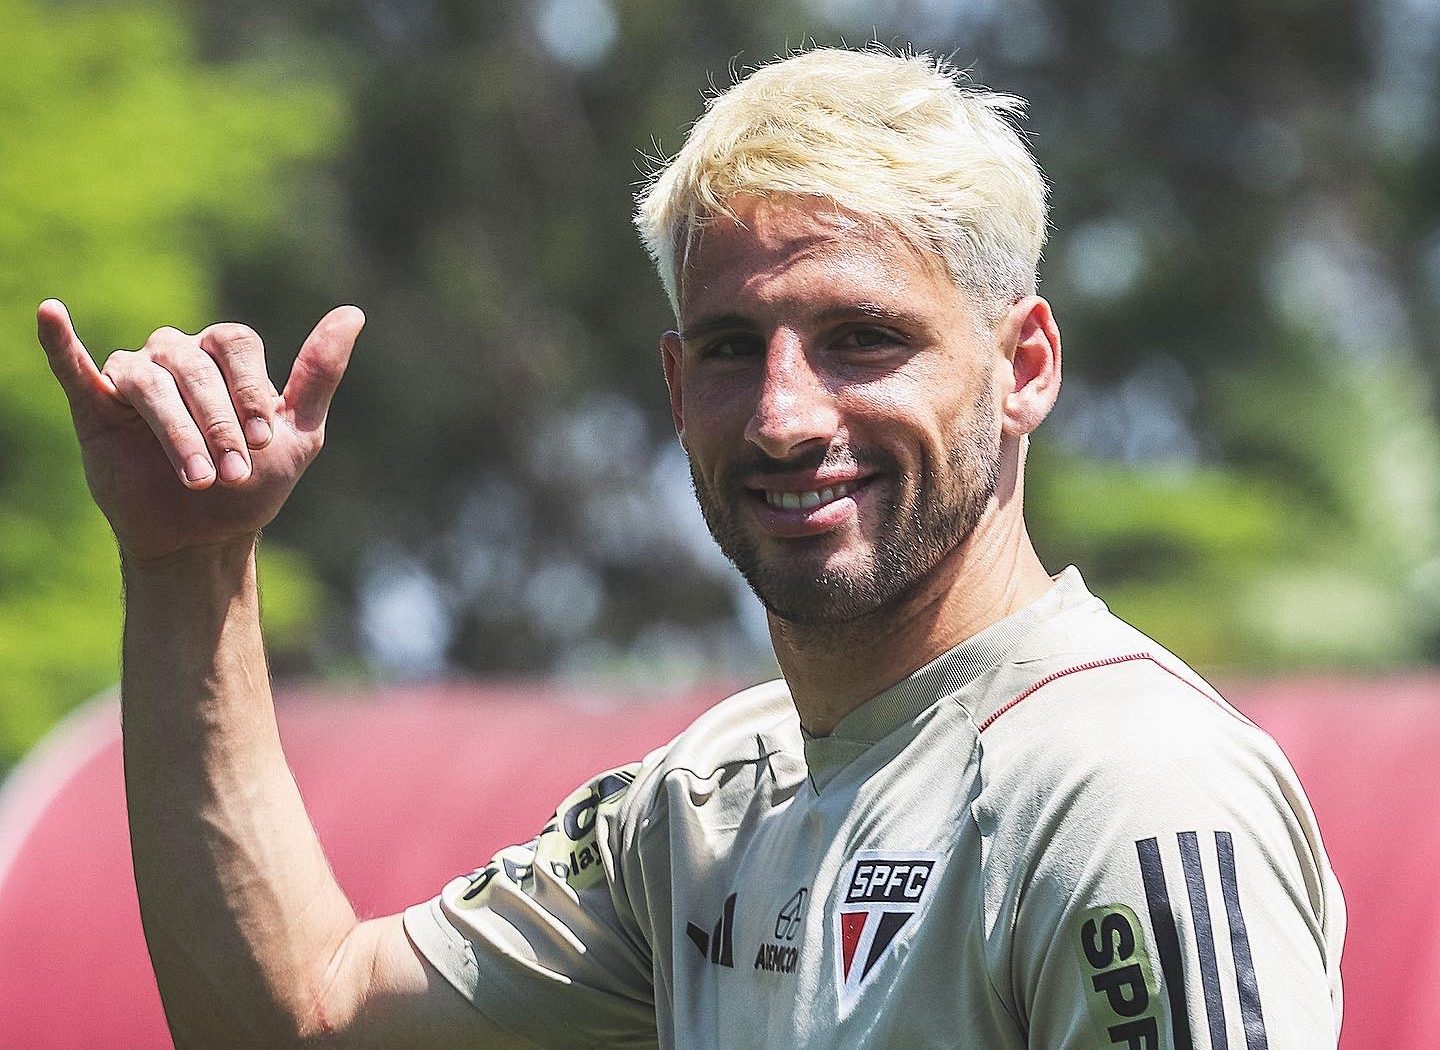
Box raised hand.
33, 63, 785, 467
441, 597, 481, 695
36, 299, 364, 562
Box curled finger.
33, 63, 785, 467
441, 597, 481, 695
149, 342, 253, 486
199, 322, 278, 449
102, 350, 217, 489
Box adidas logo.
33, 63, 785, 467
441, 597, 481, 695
686, 892, 737, 967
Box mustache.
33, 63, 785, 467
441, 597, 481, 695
718, 443, 896, 483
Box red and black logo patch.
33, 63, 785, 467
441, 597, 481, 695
834, 850, 943, 1007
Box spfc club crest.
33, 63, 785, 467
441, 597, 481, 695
835, 850, 944, 1008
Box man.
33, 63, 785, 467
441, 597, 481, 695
37, 47, 1342, 1049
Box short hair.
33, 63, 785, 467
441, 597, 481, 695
634, 47, 1049, 322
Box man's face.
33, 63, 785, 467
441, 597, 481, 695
663, 196, 1007, 627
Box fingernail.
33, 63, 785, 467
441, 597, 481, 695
184, 454, 214, 484
219, 450, 250, 483
244, 417, 272, 448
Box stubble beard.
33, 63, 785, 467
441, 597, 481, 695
688, 393, 1003, 628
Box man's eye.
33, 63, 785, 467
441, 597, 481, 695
838, 327, 899, 351
703, 335, 763, 359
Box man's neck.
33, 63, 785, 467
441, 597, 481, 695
768, 512, 1053, 737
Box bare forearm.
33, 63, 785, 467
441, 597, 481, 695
121, 538, 361, 1047
43, 303, 475, 1045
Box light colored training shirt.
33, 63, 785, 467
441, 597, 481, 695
405, 568, 1345, 1049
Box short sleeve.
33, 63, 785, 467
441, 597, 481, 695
1005, 736, 1344, 1049
404, 763, 659, 1050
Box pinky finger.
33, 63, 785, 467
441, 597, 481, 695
104, 353, 217, 489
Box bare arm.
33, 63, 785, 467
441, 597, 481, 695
38, 301, 515, 1048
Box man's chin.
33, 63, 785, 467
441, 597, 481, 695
742, 563, 898, 627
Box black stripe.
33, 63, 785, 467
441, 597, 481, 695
718, 891, 736, 967
1136, 837, 1194, 1050
1216, 832, 1269, 1050
861, 911, 911, 980
1178, 831, 1229, 1049
685, 922, 708, 958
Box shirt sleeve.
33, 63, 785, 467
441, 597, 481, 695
403, 762, 659, 1050
980, 668, 1345, 1050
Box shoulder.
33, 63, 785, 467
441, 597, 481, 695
971, 610, 1331, 898
970, 615, 1344, 1042
977, 607, 1282, 809
613, 678, 802, 833
635, 677, 799, 785
971, 573, 1263, 757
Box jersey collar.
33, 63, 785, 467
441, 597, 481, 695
801, 567, 1096, 786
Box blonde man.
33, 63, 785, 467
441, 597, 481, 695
38, 47, 1342, 1049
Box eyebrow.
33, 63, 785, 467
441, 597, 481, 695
680, 302, 926, 342
821, 301, 925, 328
678, 313, 753, 342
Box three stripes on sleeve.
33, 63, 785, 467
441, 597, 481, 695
1136, 831, 1269, 1050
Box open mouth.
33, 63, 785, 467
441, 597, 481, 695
762, 480, 858, 511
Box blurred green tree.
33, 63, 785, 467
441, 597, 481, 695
0, 0, 342, 768
197, 0, 1438, 677
1009, 0, 1440, 666
8, 0, 1439, 775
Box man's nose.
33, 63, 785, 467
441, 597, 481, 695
743, 337, 839, 460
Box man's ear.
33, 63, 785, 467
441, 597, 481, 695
998, 296, 1061, 439
661, 330, 686, 445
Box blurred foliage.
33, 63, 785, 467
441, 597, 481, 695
5, 0, 1440, 770
0, 0, 340, 767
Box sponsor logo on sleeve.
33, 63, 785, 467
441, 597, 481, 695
453, 766, 637, 907
534, 767, 636, 891
1074, 903, 1161, 1049
834, 850, 943, 1007
455, 843, 538, 909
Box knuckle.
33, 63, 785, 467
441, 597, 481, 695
288, 352, 335, 391
145, 325, 188, 350
203, 417, 242, 446
134, 364, 174, 400
144, 341, 181, 369
206, 322, 263, 358
229, 378, 270, 406
175, 354, 220, 388
164, 419, 200, 448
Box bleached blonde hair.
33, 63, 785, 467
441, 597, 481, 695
634, 47, 1049, 322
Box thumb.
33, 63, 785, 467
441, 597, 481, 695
36, 299, 115, 410
282, 305, 365, 432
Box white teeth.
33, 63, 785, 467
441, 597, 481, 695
766, 482, 856, 510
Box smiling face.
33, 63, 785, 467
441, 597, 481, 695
663, 196, 1011, 626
